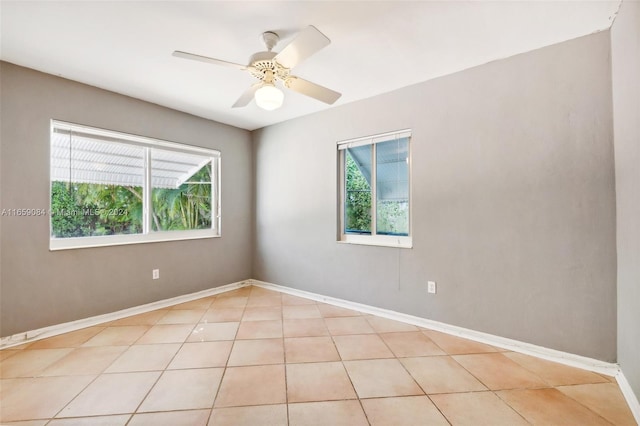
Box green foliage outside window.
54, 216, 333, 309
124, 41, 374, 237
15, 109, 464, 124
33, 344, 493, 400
51, 164, 212, 238
345, 152, 371, 233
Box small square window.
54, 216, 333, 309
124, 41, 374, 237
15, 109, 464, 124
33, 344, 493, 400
338, 130, 412, 248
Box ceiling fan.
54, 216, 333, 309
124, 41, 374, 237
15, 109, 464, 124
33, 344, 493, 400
173, 26, 341, 111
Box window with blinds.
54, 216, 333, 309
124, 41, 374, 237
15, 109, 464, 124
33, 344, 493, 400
50, 120, 220, 250
337, 130, 412, 248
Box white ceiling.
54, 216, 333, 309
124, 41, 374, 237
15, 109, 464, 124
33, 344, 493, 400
0, 1, 620, 131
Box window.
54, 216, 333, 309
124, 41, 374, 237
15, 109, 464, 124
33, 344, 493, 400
338, 130, 412, 248
50, 120, 220, 250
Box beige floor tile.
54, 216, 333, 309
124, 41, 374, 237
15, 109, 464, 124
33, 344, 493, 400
221, 287, 253, 298
422, 329, 500, 354
0, 348, 74, 378
283, 305, 322, 319
105, 343, 180, 373
236, 320, 283, 339
248, 287, 279, 297
283, 318, 329, 337
284, 336, 340, 363
82, 326, 149, 347
246, 295, 283, 307
168, 341, 233, 369
135, 324, 193, 344
242, 306, 282, 321
379, 332, 446, 357
600, 373, 618, 383
0, 350, 21, 361
497, 388, 612, 425
211, 296, 248, 308
504, 352, 609, 386
201, 307, 245, 322
400, 356, 487, 394
282, 294, 317, 305
365, 316, 419, 333
129, 410, 210, 426
105, 310, 168, 327
362, 395, 450, 426
0, 376, 94, 422
558, 383, 637, 425
170, 296, 216, 310
47, 415, 131, 425
188, 322, 239, 342
209, 404, 287, 426
316, 303, 362, 317
343, 359, 423, 398
157, 309, 206, 324
138, 368, 223, 412
215, 365, 286, 407
453, 353, 548, 390
4, 285, 632, 426
57, 371, 159, 417
332, 334, 394, 360
286, 362, 357, 402
431, 391, 529, 426
129, 410, 209, 426
41, 346, 128, 376
288, 400, 369, 426
227, 338, 284, 366
26, 327, 105, 349
324, 317, 375, 335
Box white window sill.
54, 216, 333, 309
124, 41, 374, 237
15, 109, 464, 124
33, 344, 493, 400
50, 229, 219, 251
338, 234, 412, 249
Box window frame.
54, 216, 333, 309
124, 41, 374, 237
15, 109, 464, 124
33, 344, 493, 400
49, 120, 221, 251
337, 129, 413, 249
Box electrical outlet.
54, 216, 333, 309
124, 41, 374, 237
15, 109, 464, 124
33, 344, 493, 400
152, 269, 160, 280
427, 281, 437, 294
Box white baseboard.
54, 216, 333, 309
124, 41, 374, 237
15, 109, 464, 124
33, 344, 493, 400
251, 279, 640, 422
0, 279, 251, 349
616, 369, 640, 425
3, 277, 637, 423
251, 279, 619, 376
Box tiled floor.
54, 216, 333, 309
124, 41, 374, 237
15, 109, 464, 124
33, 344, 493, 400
0, 285, 636, 425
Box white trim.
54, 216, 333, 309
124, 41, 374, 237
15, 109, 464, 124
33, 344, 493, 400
617, 370, 640, 424
50, 229, 220, 251
250, 279, 619, 377
339, 235, 413, 248
0, 280, 251, 349
337, 128, 412, 149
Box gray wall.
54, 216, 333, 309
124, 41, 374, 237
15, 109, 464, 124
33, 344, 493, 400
612, 0, 640, 397
253, 32, 617, 361
0, 62, 253, 337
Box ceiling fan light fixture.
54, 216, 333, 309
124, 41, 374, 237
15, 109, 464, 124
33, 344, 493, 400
254, 82, 284, 111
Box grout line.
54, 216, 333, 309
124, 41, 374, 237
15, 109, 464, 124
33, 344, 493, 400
4, 284, 635, 425
251, 280, 620, 376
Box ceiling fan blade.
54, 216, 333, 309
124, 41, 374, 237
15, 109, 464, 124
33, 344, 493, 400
173, 50, 247, 70
274, 26, 330, 69
232, 83, 262, 108
285, 76, 341, 105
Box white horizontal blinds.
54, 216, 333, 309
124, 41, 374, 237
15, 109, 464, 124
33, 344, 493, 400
52, 121, 220, 157
50, 120, 221, 249
337, 129, 412, 150
51, 129, 146, 187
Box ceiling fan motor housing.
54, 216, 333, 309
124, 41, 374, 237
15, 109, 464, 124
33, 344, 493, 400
248, 51, 290, 83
